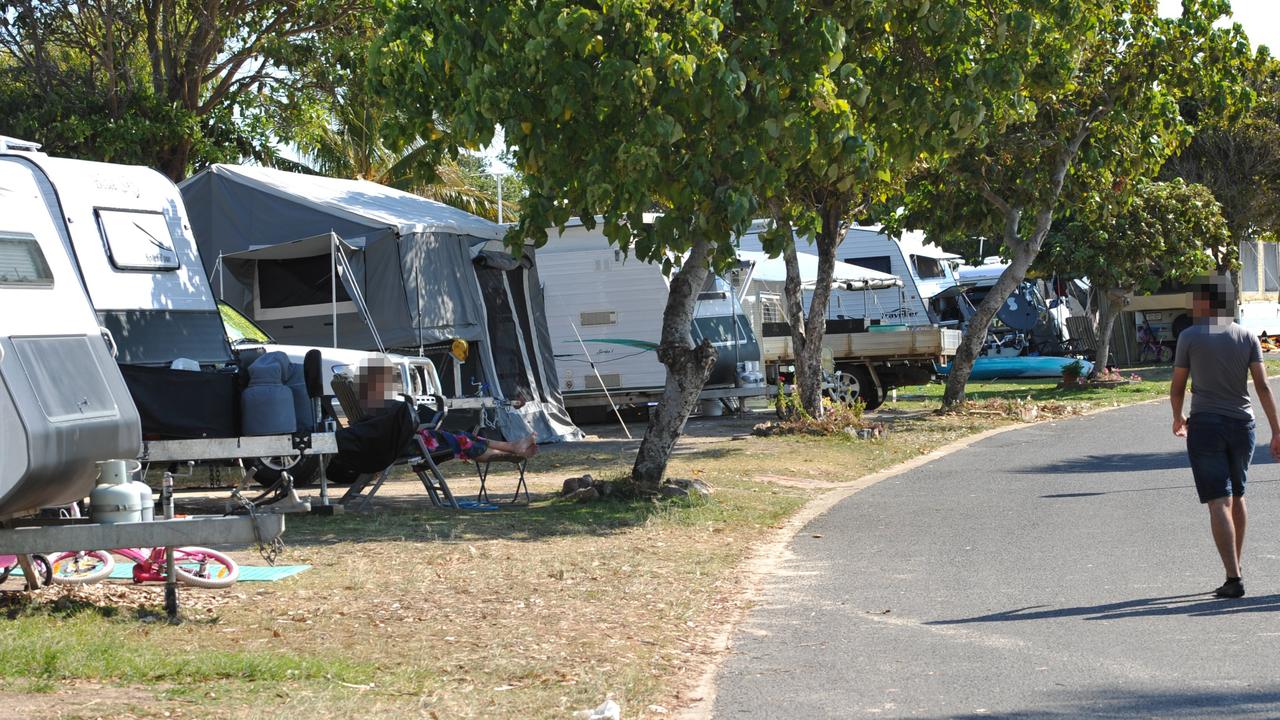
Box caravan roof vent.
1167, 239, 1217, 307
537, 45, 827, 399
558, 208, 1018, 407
0, 136, 42, 153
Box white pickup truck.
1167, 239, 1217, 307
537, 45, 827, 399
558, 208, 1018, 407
749, 293, 962, 410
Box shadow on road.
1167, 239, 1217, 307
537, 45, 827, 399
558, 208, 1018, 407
929, 592, 1280, 625
1019, 444, 1278, 477
928, 687, 1280, 719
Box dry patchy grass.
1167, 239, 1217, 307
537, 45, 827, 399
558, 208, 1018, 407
0, 405, 1027, 719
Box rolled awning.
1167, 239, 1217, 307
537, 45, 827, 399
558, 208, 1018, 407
740, 250, 903, 290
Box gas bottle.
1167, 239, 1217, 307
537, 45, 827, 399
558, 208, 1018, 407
90, 460, 144, 524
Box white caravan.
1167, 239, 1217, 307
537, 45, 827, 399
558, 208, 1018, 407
0, 137, 142, 517
536, 218, 764, 411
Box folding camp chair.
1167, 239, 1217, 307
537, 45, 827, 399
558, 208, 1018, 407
330, 373, 459, 511
471, 427, 530, 505
1064, 316, 1099, 361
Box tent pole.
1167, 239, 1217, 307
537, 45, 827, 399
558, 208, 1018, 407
216, 252, 224, 299
571, 322, 631, 439
331, 231, 338, 349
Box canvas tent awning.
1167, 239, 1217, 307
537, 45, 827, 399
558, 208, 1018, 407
180, 164, 581, 443
741, 250, 903, 290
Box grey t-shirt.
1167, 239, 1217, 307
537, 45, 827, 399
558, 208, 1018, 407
1174, 320, 1263, 420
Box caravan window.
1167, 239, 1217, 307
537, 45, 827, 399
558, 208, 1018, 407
693, 315, 753, 345
95, 209, 181, 271
911, 254, 947, 279
0, 232, 54, 286
257, 256, 352, 309
845, 256, 893, 274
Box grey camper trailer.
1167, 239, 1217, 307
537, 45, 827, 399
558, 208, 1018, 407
0, 137, 142, 518
180, 164, 580, 443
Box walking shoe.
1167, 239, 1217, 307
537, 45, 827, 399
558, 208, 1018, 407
1213, 578, 1245, 599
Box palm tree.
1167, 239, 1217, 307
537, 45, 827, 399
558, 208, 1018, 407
290, 91, 516, 222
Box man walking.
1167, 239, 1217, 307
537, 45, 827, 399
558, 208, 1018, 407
1171, 275, 1280, 599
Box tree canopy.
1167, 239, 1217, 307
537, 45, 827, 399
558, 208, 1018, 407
1042, 179, 1228, 368
0, 0, 364, 179
747, 1, 1064, 416
894, 0, 1255, 407
371, 0, 816, 488
1162, 56, 1280, 257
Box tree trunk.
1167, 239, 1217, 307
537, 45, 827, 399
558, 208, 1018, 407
631, 236, 718, 492
942, 110, 1101, 409
942, 217, 1044, 409
781, 244, 814, 415
1093, 289, 1125, 372
782, 205, 847, 417
156, 138, 193, 183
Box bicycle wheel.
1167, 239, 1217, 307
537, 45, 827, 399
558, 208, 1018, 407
172, 547, 239, 588
49, 551, 115, 584
30, 554, 53, 587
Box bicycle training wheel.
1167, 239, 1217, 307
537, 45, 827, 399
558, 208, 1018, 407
172, 547, 239, 588
49, 551, 115, 584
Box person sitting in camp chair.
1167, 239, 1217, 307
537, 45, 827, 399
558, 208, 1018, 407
334, 356, 536, 476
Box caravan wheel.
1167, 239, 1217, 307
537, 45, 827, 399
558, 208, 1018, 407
250, 456, 319, 488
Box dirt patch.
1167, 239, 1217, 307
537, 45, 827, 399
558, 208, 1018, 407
752, 474, 844, 490
0, 681, 182, 719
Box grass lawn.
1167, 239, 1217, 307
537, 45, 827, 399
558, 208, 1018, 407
3, 357, 1276, 718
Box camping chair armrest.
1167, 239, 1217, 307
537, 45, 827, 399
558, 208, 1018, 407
406, 393, 449, 431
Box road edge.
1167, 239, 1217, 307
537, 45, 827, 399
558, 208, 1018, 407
674, 395, 1170, 720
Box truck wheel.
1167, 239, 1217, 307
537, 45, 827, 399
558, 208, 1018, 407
832, 365, 884, 412
852, 367, 886, 411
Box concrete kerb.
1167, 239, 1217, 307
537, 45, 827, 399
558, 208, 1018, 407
675, 392, 1174, 720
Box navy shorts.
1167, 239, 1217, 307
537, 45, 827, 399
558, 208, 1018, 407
1186, 412, 1256, 503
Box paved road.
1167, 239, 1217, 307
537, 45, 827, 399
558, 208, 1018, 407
712, 383, 1280, 719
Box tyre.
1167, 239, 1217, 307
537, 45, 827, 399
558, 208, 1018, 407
250, 455, 319, 488
30, 554, 52, 587
846, 365, 885, 411
49, 551, 115, 585
173, 547, 239, 588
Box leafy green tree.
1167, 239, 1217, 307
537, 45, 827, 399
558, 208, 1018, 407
752, 2, 1061, 417
897, 0, 1254, 409
1163, 57, 1280, 271
1042, 180, 1228, 369
372, 0, 795, 490
0, 0, 362, 180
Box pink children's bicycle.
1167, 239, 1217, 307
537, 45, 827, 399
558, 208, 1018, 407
0, 553, 52, 587
49, 546, 238, 588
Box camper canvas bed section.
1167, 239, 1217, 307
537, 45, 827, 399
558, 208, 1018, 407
535, 217, 766, 414
180, 164, 581, 443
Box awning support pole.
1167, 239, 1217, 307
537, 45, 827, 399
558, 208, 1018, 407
330, 232, 338, 349
570, 323, 631, 439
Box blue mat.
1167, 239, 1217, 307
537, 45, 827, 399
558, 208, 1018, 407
104, 563, 312, 582
456, 500, 500, 511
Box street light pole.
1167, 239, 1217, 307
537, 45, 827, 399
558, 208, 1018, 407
496, 173, 504, 224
